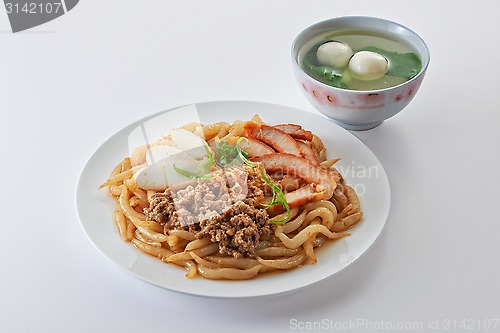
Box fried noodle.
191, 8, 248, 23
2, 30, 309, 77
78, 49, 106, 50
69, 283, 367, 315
99, 116, 362, 280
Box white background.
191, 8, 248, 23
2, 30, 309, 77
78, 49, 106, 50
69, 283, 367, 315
1, 1, 499, 332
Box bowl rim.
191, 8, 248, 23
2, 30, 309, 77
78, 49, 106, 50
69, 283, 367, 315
291, 15, 430, 94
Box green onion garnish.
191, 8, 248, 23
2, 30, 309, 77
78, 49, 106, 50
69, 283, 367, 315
173, 164, 212, 181
173, 141, 214, 181
236, 137, 258, 167
260, 171, 291, 225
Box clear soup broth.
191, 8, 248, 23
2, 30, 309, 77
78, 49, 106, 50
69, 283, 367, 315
298, 30, 422, 91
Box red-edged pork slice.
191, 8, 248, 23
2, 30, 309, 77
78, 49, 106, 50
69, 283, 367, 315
244, 123, 303, 157
274, 124, 313, 141
296, 140, 319, 165
285, 184, 325, 208
226, 136, 274, 157
278, 174, 307, 193
251, 153, 337, 201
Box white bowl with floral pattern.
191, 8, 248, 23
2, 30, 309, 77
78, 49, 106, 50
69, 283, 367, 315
292, 16, 430, 130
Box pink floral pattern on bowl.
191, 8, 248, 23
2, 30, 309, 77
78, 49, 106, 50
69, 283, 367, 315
302, 80, 388, 110
392, 75, 424, 103
302, 80, 340, 107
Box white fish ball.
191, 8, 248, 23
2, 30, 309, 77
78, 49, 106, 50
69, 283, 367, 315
348, 51, 388, 81
316, 41, 353, 68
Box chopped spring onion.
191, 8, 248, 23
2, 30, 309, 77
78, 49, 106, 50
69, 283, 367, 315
215, 137, 257, 167
172, 164, 212, 181
236, 137, 258, 167
173, 141, 214, 181
260, 171, 291, 225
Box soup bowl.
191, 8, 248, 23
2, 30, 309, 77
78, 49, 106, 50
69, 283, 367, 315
291, 16, 430, 130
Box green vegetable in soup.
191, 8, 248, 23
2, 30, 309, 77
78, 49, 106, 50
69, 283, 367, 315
303, 41, 421, 90
303, 43, 348, 89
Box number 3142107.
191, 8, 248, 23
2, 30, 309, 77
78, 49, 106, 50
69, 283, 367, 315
443, 319, 499, 330
5, 2, 63, 14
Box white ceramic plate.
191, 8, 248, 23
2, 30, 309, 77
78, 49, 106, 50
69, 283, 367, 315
76, 101, 390, 298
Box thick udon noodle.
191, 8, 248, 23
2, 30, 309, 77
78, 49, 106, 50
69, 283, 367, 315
100, 115, 362, 280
